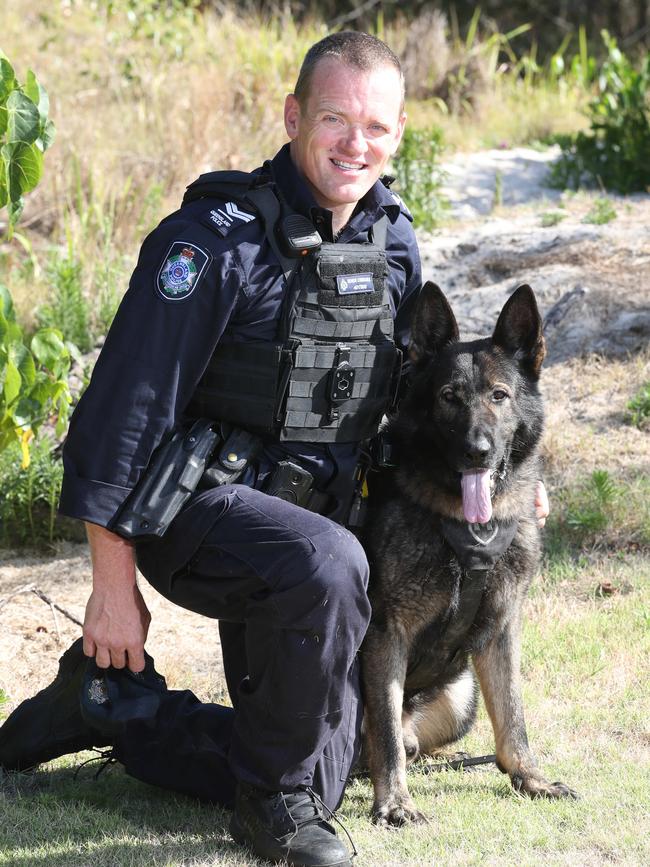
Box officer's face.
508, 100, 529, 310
284, 58, 406, 220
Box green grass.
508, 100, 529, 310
539, 209, 568, 227
543, 469, 650, 557
627, 381, 650, 430
582, 196, 617, 225
1, 554, 648, 866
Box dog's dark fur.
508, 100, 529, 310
361, 283, 577, 826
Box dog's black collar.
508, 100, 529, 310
438, 516, 519, 573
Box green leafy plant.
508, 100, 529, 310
549, 32, 650, 193
0, 435, 65, 547
36, 249, 92, 352
582, 197, 617, 224
566, 469, 619, 535
0, 284, 72, 464
391, 125, 447, 231
627, 381, 650, 430
0, 51, 55, 236
540, 209, 568, 227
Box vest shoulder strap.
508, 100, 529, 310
182, 170, 259, 206
182, 170, 297, 277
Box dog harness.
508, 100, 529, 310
405, 517, 519, 693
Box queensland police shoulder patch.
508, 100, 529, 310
156, 241, 211, 302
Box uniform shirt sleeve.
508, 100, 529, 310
59, 217, 244, 528
386, 213, 423, 355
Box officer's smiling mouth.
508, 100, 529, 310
330, 159, 367, 172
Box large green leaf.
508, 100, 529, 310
3, 141, 43, 198
10, 340, 36, 387
31, 327, 66, 370
0, 57, 17, 99
12, 395, 40, 428
2, 359, 21, 405
6, 90, 40, 145
0, 284, 16, 320
24, 69, 50, 122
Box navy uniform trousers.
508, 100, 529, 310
110, 483, 371, 812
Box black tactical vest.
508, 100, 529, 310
184, 170, 402, 444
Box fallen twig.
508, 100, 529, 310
0, 583, 83, 628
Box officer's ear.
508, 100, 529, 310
284, 94, 301, 140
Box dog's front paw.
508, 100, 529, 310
372, 796, 428, 827
512, 773, 580, 800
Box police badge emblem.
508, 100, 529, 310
156, 241, 211, 301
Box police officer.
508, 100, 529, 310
0, 32, 419, 867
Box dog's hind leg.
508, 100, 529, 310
407, 667, 479, 758
473, 612, 579, 800
362, 623, 428, 826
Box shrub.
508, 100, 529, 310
0, 435, 63, 547
582, 197, 617, 224
627, 381, 650, 430
549, 32, 650, 193
390, 126, 447, 231
0, 284, 72, 464
36, 249, 92, 352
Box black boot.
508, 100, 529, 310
0, 638, 109, 771
230, 782, 353, 867
0, 638, 168, 772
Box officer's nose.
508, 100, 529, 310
341, 125, 367, 156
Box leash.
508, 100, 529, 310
419, 753, 497, 773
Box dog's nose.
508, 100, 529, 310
465, 434, 491, 465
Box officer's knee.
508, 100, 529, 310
309, 527, 369, 601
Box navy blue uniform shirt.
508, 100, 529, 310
59, 144, 422, 528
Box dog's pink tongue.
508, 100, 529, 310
461, 469, 492, 524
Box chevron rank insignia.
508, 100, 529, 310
156, 241, 211, 302
200, 201, 256, 237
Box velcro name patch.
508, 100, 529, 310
156, 241, 211, 302
200, 202, 256, 237
336, 273, 374, 295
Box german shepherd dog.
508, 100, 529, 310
361, 283, 578, 826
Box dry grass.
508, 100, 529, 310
1, 1, 587, 322
542, 350, 650, 483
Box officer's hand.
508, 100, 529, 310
83, 522, 151, 672
535, 480, 550, 528
83, 582, 151, 673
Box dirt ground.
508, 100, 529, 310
1, 150, 649, 711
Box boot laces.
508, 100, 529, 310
73, 748, 117, 781
280, 787, 357, 859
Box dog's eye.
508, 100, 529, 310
492, 388, 509, 402
440, 387, 455, 402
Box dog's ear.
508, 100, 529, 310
409, 282, 460, 365
492, 284, 546, 377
